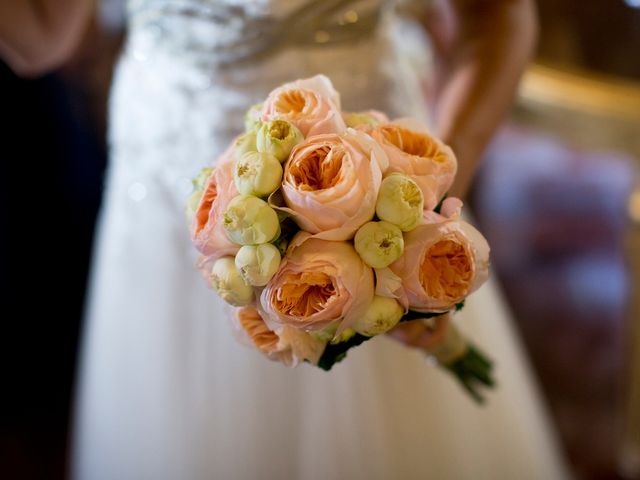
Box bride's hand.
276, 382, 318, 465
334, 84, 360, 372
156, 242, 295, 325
386, 315, 450, 352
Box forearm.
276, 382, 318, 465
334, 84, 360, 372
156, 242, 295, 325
428, 0, 538, 198
0, 0, 92, 77
387, 1, 537, 351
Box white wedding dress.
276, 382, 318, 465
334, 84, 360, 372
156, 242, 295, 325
72, 1, 572, 479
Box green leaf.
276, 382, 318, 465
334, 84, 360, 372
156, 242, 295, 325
317, 333, 373, 371
272, 217, 299, 256
444, 345, 496, 404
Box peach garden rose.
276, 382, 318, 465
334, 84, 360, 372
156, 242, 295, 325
370, 117, 457, 210
278, 129, 388, 241
233, 306, 326, 367
260, 234, 374, 334
389, 218, 490, 313
261, 74, 346, 137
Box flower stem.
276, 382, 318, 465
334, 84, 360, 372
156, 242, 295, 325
442, 345, 495, 404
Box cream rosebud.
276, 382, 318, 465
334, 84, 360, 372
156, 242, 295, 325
223, 195, 280, 245
311, 324, 338, 342
352, 295, 403, 336
354, 221, 404, 269
344, 112, 382, 128
330, 327, 356, 345
376, 173, 424, 232
234, 243, 281, 286
234, 132, 257, 160
256, 119, 304, 163
185, 167, 213, 221
209, 257, 254, 306
233, 151, 283, 197
310, 323, 356, 344
244, 103, 263, 132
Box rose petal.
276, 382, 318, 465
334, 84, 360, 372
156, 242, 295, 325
374, 267, 409, 312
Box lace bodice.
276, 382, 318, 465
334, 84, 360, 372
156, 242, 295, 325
127, 0, 391, 67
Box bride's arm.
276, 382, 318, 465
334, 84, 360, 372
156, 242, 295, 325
421, 0, 538, 198
388, 0, 537, 350
0, 0, 92, 77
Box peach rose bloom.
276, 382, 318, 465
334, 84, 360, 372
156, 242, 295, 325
370, 117, 457, 211
260, 233, 374, 334
232, 306, 326, 367
390, 219, 490, 312
261, 75, 346, 137
189, 143, 239, 259
278, 129, 388, 241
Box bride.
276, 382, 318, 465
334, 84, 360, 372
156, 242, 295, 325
72, 0, 572, 478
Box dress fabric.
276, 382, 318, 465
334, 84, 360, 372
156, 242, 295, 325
72, 1, 572, 479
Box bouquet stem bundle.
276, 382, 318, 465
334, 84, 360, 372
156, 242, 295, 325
186, 75, 495, 403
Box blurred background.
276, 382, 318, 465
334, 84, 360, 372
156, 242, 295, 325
0, 0, 639, 479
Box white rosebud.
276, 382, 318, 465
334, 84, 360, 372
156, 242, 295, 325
244, 103, 263, 133
223, 195, 280, 245
354, 221, 404, 269
210, 257, 254, 306
376, 173, 424, 231
234, 132, 257, 160
256, 119, 304, 163
234, 243, 281, 286
233, 151, 283, 197
352, 295, 403, 337
185, 167, 213, 221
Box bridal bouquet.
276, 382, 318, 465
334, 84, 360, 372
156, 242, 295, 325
186, 75, 494, 402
